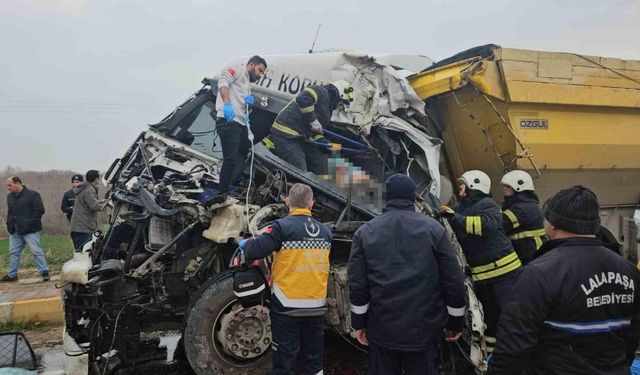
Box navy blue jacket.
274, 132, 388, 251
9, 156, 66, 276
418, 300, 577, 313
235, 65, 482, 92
488, 238, 640, 375
502, 192, 547, 264
448, 191, 516, 278
271, 85, 338, 140
6, 187, 45, 235
348, 198, 466, 351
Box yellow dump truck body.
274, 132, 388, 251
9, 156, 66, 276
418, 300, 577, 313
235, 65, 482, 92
409, 46, 640, 210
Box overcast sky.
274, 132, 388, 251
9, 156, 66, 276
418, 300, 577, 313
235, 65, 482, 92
1, 0, 638, 174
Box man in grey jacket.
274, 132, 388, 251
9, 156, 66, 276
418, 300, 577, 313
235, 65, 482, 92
70, 170, 100, 251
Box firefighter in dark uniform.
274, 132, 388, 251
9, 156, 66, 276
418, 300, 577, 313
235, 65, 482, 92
441, 170, 522, 354
348, 174, 466, 375
241, 183, 332, 375
264, 80, 353, 175
488, 185, 640, 375
61, 174, 82, 222
501, 170, 547, 265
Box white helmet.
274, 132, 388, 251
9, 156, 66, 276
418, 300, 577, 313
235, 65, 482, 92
459, 170, 491, 195
330, 80, 354, 105
501, 170, 534, 192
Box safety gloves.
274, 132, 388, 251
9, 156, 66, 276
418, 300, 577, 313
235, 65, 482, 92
223, 103, 235, 123
244, 95, 254, 106
310, 119, 323, 134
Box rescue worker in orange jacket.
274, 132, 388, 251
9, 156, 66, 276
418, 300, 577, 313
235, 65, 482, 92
241, 183, 332, 374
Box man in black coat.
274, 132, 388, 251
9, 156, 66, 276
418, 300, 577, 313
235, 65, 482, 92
348, 174, 466, 375
61, 174, 83, 222
2, 176, 49, 282
488, 185, 640, 375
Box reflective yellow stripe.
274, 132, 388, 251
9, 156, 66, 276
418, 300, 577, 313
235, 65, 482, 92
472, 258, 522, 281
272, 122, 301, 137
509, 228, 546, 240
311, 134, 324, 141
534, 235, 543, 249
262, 137, 275, 149
503, 209, 520, 229
471, 252, 519, 274
303, 87, 318, 102
300, 105, 315, 113
466, 216, 474, 234
475, 216, 482, 236
466, 216, 483, 235
485, 336, 496, 344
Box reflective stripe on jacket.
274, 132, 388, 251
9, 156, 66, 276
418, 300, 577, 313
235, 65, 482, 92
244, 208, 332, 315
271, 85, 335, 140
502, 191, 548, 265
448, 190, 521, 283
488, 238, 640, 375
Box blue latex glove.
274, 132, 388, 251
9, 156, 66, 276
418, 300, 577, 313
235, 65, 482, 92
244, 95, 254, 106
223, 103, 235, 123
238, 239, 247, 251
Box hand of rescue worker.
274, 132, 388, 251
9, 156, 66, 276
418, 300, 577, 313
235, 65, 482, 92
444, 329, 462, 342
329, 143, 342, 152
223, 103, 235, 123
244, 95, 254, 107
440, 205, 455, 218
353, 329, 369, 346
310, 119, 323, 134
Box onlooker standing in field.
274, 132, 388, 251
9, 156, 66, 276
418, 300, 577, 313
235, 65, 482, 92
61, 174, 83, 222
2, 176, 49, 282
70, 170, 101, 251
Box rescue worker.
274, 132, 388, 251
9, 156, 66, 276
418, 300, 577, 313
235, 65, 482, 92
213, 55, 267, 203
501, 170, 547, 265
488, 185, 640, 375
240, 183, 332, 375
348, 174, 466, 375
61, 174, 82, 222
264, 80, 354, 175
441, 170, 521, 354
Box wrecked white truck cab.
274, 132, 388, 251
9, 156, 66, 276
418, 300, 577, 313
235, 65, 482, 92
62, 52, 487, 375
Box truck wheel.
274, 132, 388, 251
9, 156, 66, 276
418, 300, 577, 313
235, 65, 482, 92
184, 273, 272, 375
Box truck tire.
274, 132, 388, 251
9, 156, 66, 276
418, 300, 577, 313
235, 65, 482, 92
184, 272, 272, 375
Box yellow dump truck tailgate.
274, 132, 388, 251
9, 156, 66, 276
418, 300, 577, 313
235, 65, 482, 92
409, 46, 640, 205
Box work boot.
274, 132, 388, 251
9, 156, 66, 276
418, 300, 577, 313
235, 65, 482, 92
41, 271, 50, 282
0, 274, 18, 282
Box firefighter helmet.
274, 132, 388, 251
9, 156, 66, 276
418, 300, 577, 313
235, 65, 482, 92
501, 170, 534, 192
330, 80, 354, 105
459, 170, 491, 195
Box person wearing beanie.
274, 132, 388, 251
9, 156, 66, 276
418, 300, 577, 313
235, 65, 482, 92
348, 173, 466, 374
61, 174, 83, 222
441, 170, 521, 355
488, 185, 640, 375
500, 170, 548, 265
69, 170, 101, 251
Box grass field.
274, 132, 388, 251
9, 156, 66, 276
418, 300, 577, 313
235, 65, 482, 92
0, 234, 73, 276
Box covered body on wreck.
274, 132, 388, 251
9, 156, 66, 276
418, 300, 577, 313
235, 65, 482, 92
60, 52, 487, 375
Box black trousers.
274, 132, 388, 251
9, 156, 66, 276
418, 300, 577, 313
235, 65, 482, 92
71, 232, 92, 252
270, 311, 324, 375
368, 343, 437, 375
474, 271, 518, 352
270, 133, 328, 175
216, 118, 251, 194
